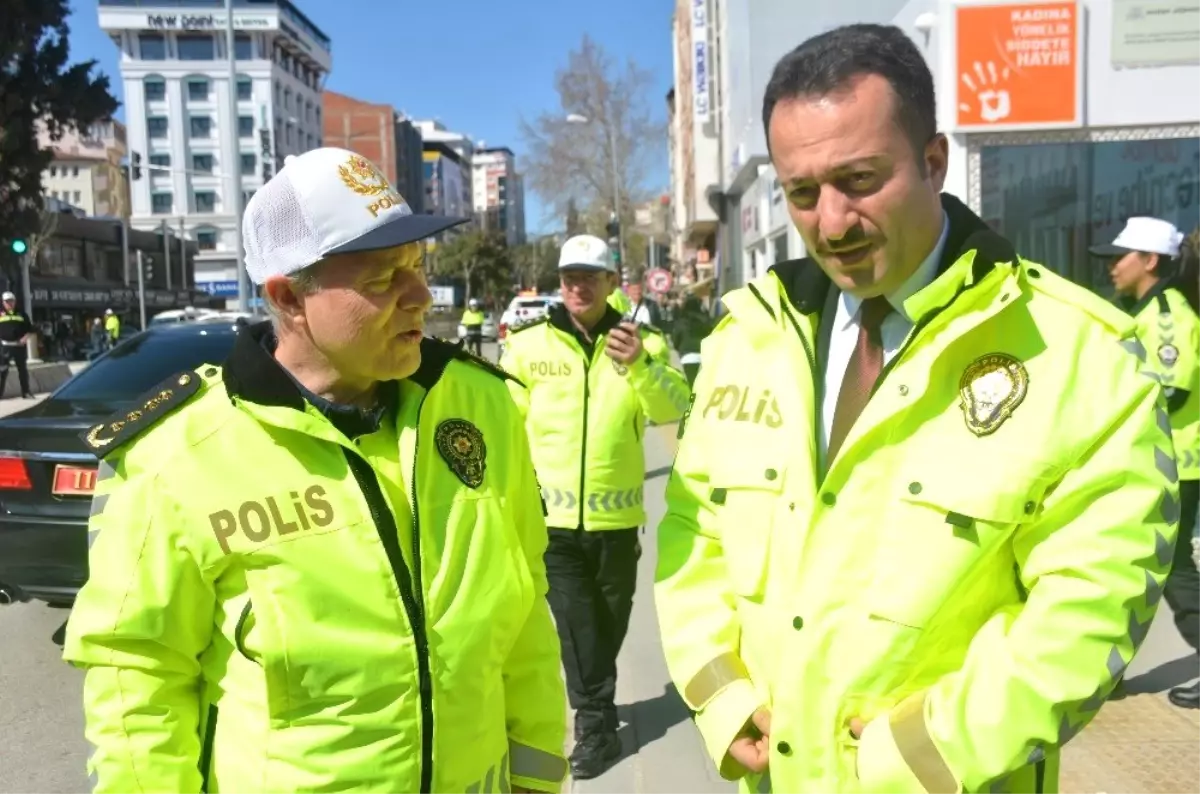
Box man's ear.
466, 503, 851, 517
263, 276, 304, 321
1145, 252, 1161, 276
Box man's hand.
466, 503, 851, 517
848, 717, 866, 739
605, 322, 644, 366
727, 707, 772, 775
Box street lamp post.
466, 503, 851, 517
566, 114, 625, 273
225, 0, 249, 313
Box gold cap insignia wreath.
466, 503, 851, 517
338, 154, 394, 198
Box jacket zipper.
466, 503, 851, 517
342, 436, 433, 794
199, 702, 218, 793
578, 352, 591, 529
780, 302, 820, 463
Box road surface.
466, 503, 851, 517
0, 353, 1196, 792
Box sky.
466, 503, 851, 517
67, 0, 676, 234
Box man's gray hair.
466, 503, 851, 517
263, 262, 322, 327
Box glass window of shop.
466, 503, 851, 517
37, 241, 84, 279
980, 137, 1200, 297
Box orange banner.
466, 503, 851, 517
955, 1, 1080, 128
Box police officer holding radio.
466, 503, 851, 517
0, 290, 34, 399
501, 234, 690, 779
1094, 217, 1200, 710
64, 148, 568, 793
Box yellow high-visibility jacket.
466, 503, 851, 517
64, 324, 567, 793
501, 304, 690, 530
1129, 282, 1199, 480
655, 197, 1179, 793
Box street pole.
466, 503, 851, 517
135, 250, 147, 330
225, 0, 248, 313
123, 162, 132, 286
162, 218, 172, 290
606, 123, 625, 278
179, 215, 187, 291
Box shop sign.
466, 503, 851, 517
146, 14, 272, 30
1111, 0, 1200, 69
954, 1, 1082, 130
693, 0, 710, 123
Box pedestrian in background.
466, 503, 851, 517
501, 234, 690, 780
1094, 217, 1200, 710
64, 148, 567, 794
0, 291, 34, 399
462, 297, 486, 357
103, 308, 119, 347
655, 24, 1178, 793
670, 294, 713, 388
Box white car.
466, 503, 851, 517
457, 313, 499, 342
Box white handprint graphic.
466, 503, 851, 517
959, 60, 1012, 123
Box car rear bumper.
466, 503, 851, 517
0, 514, 87, 603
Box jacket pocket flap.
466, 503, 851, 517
900, 472, 1049, 526
709, 456, 787, 494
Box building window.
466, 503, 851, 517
190, 116, 212, 138
237, 77, 252, 100
240, 152, 256, 173
238, 116, 254, 138
139, 34, 166, 60
187, 80, 209, 101
151, 193, 172, 214
194, 191, 217, 213
192, 154, 214, 174
772, 233, 788, 265
285, 123, 293, 146
49, 166, 57, 177
73, 191, 81, 203
196, 228, 218, 250
149, 153, 170, 168
305, 101, 312, 124
177, 34, 215, 61
144, 79, 166, 101
148, 116, 169, 139
274, 81, 281, 104
284, 88, 291, 111
242, 189, 256, 205
234, 34, 252, 60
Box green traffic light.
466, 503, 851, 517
10, 240, 27, 255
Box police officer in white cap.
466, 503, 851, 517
0, 290, 34, 399
65, 149, 569, 792
1093, 216, 1200, 709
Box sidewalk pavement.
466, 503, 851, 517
572, 420, 1200, 793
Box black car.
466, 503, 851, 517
0, 319, 241, 605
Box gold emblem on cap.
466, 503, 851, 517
959, 353, 1029, 436
338, 154, 391, 197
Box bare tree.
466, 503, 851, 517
520, 36, 665, 239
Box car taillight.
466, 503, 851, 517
0, 457, 33, 490
499, 323, 508, 339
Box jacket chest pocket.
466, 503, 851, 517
709, 455, 788, 600
866, 469, 1048, 630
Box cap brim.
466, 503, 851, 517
559, 263, 614, 272
327, 213, 470, 256
1088, 243, 1130, 257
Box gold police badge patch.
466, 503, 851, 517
958, 353, 1029, 437
435, 419, 487, 488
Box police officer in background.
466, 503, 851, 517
1093, 217, 1200, 710
462, 297, 486, 357
0, 291, 34, 399
501, 235, 690, 779
64, 148, 568, 793
655, 25, 1178, 793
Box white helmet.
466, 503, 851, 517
468, 298, 480, 308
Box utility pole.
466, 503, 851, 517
123, 161, 133, 286
225, 0, 248, 312
162, 218, 172, 290
135, 249, 147, 330
606, 123, 625, 276
179, 216, 187, 291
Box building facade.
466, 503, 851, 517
38, 120, 130, 219
396, 115, 425, 216
682, 0, 1199, 303
472, 146, 526, 246
98, 0, 332, 309
422, 142, 471, 226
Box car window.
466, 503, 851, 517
56, 328, 237, 401
517, 300, 548, 310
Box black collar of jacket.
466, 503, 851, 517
768, 193, 1018, 316
223, 320, 462, 410
1128, 278, 1174, 316
547, 301, 624, 337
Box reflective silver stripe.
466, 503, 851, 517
890, 693, 959, 794
1161, 488, 1181, 526
586, 488, 643, 513
509, 740, 567, 784
1119, 337, 1147, 362
541, 487, 578, 510
1157, 406, 1172, 438
1139, 370, 1166, 383
89, 493, 110, 518
87, 528, 101, 549
682, 652, 749, 710
97, 460, 118, 482
1155, 447, 1179, 484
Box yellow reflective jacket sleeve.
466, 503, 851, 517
655, 346, 763, 780
625, 330, 690, 425
501, 393, 569, 791
857, 371, 1179, 793
64, 456, 216, 794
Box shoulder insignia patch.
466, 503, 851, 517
508, 316, 549, 335
81, 370, 203, 458
435, 419, 487, 488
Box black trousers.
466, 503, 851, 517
0, 345, 30, 397
464, 330, 483, 357
545, 527, 639, 738
1164, 479, 1200, 653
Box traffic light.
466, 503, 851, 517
142, 256, 155, 282
131, 151, 143, 181
9, 239, 27, 255
605, 217, 620, 239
